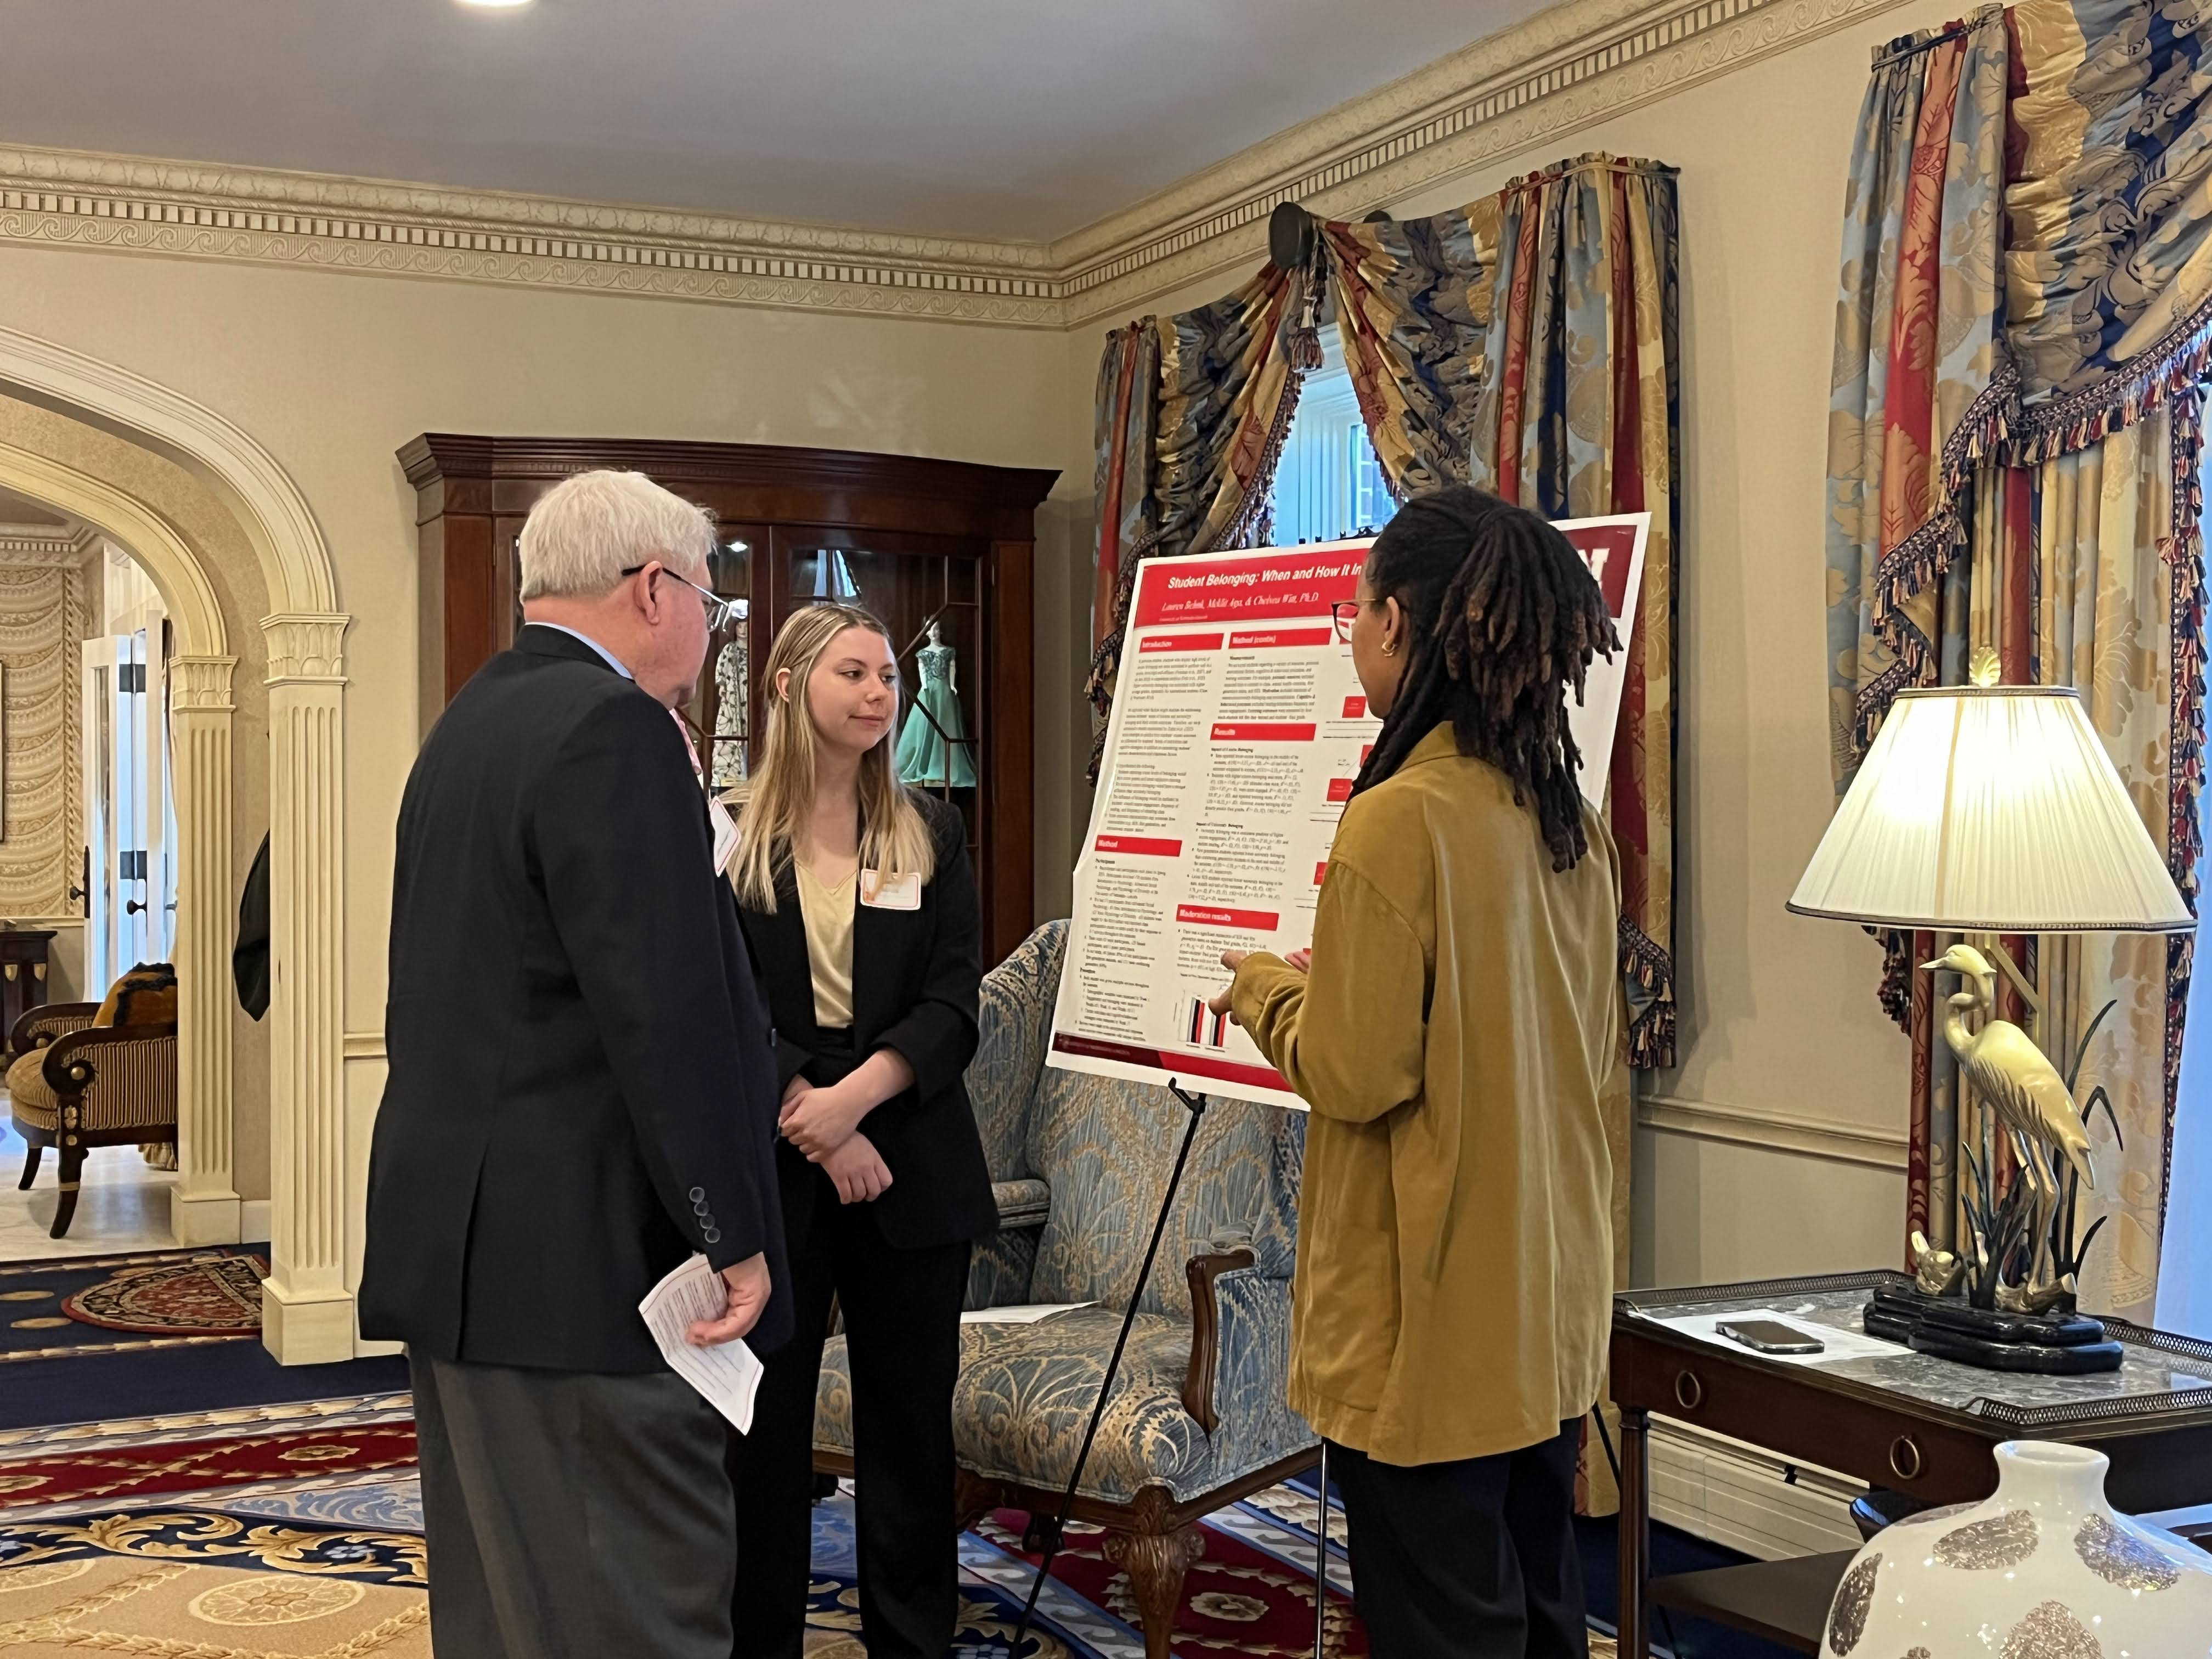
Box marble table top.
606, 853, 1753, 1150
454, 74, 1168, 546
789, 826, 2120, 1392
1618, 1275, 2212, 1427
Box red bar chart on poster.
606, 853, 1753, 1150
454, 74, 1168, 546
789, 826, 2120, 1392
1048, 516, 1647, 1110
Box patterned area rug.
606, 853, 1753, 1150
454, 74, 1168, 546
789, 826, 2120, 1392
0, 1510, 427, 1655
0, 1424, 417, 1513
0, 1248, 267, 1362
967, 1507, 1365, 1657
60, 1255, 263, 1336
0, 1398, 1618, 1658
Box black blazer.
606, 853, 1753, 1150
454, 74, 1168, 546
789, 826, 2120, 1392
359, 626, 791, 1372
233, 832, 270, 1021
736, 792, 995, 1250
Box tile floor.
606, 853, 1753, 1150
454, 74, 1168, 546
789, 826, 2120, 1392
0, 1108, 175, 1259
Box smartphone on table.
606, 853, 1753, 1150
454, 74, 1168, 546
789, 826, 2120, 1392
1717, 1318, 1826, 1355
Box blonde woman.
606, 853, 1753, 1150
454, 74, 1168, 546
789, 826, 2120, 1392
724, 602, 990, 1659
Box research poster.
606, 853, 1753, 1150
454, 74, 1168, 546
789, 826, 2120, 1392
1047, 514, 1648, 1110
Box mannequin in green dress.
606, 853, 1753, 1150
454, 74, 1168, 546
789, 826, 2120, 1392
895, 620, 977, 788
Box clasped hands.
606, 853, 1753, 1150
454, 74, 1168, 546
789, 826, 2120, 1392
1203, 946, 1311, 1023
780, 1075, 893, 1205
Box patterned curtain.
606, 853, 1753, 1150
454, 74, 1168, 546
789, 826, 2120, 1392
1084, 265, 1316, 765
1083, 154, 1683, 1084
1827, 12, 2012, 764
1080, 157, 1680, 1520
1466, 155, 1684, 1076
1825, 2, 2212, 1322
1323, 204, 1498, 494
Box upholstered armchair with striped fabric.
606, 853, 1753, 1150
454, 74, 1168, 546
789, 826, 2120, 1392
809, 921, 1316, 1659
5, 964, 179, 1238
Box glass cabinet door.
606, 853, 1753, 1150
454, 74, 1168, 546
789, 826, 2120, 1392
685, 528, 759, 788
772, 531, 986, 861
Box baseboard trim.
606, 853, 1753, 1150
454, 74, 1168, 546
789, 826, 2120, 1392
1638, 1093, 1910, 1171
239, 1199, 272, 1242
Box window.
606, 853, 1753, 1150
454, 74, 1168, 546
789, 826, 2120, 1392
2158, 436, 2212, 1336
1263, 325, 1396, 546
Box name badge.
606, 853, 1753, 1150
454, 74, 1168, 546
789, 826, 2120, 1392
708, 798, 740, 875
860, 869, 921, 910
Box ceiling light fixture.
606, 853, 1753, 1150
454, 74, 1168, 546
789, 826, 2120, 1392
456, 0, 533, 9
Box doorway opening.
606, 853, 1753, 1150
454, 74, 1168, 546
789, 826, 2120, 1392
0, 501, 176, 1253
82, 545, 178, 992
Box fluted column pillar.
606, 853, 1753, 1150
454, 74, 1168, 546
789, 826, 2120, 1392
168, 654, 241, 1246
259, 612, 353, 1364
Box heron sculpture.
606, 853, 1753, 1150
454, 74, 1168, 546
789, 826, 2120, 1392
1920, 943, 2097, 1308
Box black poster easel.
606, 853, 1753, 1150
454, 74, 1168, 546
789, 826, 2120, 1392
1000, 1079, 1210, 1655
989, 1082, 1338, 1659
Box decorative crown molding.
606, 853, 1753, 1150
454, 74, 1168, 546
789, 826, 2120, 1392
0, 145, 1063, 329
0, 527, 90, 568
0, 0, 1914, 330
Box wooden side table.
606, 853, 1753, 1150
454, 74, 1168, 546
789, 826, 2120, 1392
0, 929, 54, 1043
1612, 1271, 2212, 1656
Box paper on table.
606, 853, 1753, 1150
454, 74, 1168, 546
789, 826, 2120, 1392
1638, 1307, 1909, 1366
958, 1302, 1096, 1325
639, 1254, 765, 1432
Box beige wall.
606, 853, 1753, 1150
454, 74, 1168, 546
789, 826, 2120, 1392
0, 246, 1085, 1007
1057, 0, 1964, 1287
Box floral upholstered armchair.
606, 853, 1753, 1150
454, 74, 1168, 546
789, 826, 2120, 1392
811, 921, 1316, 1659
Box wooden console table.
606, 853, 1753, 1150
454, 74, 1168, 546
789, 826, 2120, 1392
1612, 1271, 2212, 1656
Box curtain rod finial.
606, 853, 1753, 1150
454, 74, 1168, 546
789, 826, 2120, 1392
1269, 201, 1317, 272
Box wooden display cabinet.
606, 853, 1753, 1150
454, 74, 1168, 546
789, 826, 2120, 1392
399, 436, 1058, 964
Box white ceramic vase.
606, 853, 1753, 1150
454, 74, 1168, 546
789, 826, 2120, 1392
1818, 1440, 2212, 1659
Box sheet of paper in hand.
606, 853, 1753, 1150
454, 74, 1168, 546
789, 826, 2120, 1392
638, 1254, 765, 1433
1047, 517, 1648, 1111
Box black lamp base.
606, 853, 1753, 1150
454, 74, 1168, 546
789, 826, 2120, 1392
1864, 1284, 2123, 1375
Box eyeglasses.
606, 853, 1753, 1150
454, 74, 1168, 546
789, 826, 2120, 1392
1331, 600, 1370, 644
622, 563, 743, 632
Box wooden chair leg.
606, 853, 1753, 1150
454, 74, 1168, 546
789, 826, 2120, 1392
49, 1143, 83, 1239
1104, 1526, 1203, 1659
953, 1468, 997, 1536
16, 1143, 40, 1190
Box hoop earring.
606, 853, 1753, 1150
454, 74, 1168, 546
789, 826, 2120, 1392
1382, 640, 1400, 657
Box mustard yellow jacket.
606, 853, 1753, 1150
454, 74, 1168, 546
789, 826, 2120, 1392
1232, 723, 1626, 1468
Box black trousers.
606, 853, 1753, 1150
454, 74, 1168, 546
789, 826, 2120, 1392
1330, 1419, 1588, 1659
729, 1161, 970, 1659
411, 1353, 736, 1659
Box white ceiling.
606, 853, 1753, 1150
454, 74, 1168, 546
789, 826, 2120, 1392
0, 1, 1547, 241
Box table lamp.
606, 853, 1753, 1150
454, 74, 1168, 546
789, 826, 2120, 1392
1788, 650, 2192, 1372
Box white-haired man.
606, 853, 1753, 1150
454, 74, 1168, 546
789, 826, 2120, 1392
362, 469, 788, 1657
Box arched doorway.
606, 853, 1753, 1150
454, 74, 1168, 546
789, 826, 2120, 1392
0, 328, 352, 1364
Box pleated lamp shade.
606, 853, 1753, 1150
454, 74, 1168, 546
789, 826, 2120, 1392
1788, 686, 2193, 934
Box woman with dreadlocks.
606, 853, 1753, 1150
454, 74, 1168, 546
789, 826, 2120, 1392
1210, 486, 1628, 1659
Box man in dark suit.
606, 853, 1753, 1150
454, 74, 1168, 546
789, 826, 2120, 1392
360, 468, 788, 1658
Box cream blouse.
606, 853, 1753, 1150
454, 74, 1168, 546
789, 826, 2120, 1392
793, 860, 857, 1029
